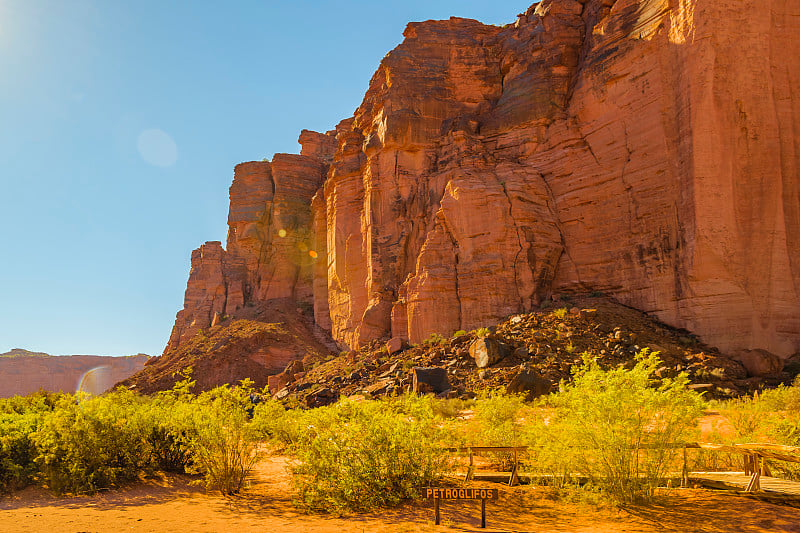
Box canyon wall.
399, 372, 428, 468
0, 350, 150, 398
167, 0, 800, 360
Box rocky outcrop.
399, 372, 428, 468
166, 141, 333, 352
164, 0, 800, 372
122, 302, 335, 394
0, 350, 149, 398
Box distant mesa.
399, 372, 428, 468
0, 349, 151, 398
1, 348, 50, 358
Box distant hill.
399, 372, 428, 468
0, 348, 50, 358
0, 349, 151, 398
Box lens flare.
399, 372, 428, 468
76, 366, 112, 396
137, 128, 178, 167
309, 250, 318, 259
278, 229, 287, 238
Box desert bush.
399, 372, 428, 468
472, 327, 491, 338
0, 392, 63, 493
758, 377, 800, 412
422, 333, 446, 346
289, 397, 451, 512
719, 378, 800, 480
0, 412, 39, 493
473, 390, 526, 445
138, 395, 195, 474
189, 381, 261, 495
527, 351, 703, 502
30, 389, 150, 494
251, 397, 300, 448
470, 391, 527, 469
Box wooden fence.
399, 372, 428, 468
445, 443, 800, 493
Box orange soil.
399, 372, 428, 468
2, 455, 800, 533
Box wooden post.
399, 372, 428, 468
466, 448, 474, 481
481, 498, 486, 529
435, 496, 440, 525
509, 449, 519, 486
745, 454, 761, 493
681, 446, 688, 488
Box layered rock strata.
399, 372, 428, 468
166, 140, 334, 351
166, 0, 800, 364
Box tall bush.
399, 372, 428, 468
189, 382, 261, 495
289, 397, 451, 512
528, 351, 703, 502
0, 412, 39, 493
30, 389, 149, 494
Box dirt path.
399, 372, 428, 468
2, 456, 800, 533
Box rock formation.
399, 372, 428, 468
0, 349, 150, 398
164, 0, 800, 374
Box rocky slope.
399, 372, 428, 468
269, 295, 799, 408
152, 0, 799, 392
121, 301, 337, 394
0, 349, 150, 398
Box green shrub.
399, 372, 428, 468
422, 333, 445, 346
30, 389, 150, 494
473, 327, 491, 338
471, 391, 527, 470
189, 382, 261, 495
251, 397, 298, 447
289, 397, 451, 512
757, 377, 800, 412
140, 394, 195, 474
552, 308, 568, 319
473, 391, 526, 446
527, 351, 703, 502
0, 412, 39, 493
0, 392, 62, 493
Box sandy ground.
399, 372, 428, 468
2, 455, 800, 533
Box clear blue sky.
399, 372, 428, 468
0, 0, 526, 357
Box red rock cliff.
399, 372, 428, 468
167, 0, 800, 361
0, 350, 150, 398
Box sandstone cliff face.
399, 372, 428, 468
166, 141, 333, 351
166, 0, 800, 363
0, 350, 149, 398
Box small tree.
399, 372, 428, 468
289, 397, 452, 512
189, 381, 261, 495
530, 351, 703, 502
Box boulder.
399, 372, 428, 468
784, 353, 800, 378
304, 387, 337, 408
286, 359, 304, 375
506, 366, 551, 400
364, 380, 393, 397
412, 367, 450, 394
386, 337, 404, 355
268, 372, 293, 395
738, 349, 784, 377
469, 337, 507, 368
268, 359, 306, 395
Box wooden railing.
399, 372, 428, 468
446, 446, 528, 485
685, 443, 800, 492
445, 443, 800, 492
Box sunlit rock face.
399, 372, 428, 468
166, 0, 800, 359
165, 143, 333, 352
0, 351, 149, 398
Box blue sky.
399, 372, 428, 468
0, 0, 525, 356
